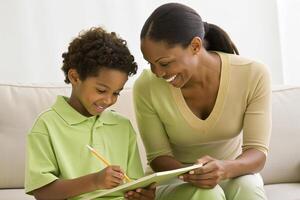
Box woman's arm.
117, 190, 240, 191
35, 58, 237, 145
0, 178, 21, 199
181, 148, 265, 189
149, 149, 265, 189
224, 148, 266, 178
150, 149, 265, 183
33, 166, 124, 200
133, 72, 174, 164
150, 155, 186, 172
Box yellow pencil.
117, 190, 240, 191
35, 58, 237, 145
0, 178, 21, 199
86, 145, 131, 182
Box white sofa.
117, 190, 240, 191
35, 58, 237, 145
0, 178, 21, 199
0, 83, 299, 200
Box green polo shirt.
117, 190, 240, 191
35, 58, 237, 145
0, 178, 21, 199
25, 96, 143, 200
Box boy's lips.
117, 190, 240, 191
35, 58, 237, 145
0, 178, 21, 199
94, 104, 106, 112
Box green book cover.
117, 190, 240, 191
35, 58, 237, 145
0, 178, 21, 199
82, 164, 203, 199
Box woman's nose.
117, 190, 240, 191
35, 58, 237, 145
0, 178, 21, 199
151, 64, 166, 78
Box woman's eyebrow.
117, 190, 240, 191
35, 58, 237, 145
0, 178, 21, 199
155, 56, 169, 62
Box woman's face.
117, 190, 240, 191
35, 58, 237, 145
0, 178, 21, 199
141, 38, 199, 88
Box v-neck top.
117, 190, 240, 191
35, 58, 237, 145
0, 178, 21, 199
133, 52, 271, 164
170, 52, 230, 131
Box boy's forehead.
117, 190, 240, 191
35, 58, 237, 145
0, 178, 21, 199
96, 67, 128, 77
88, 68, 128, 89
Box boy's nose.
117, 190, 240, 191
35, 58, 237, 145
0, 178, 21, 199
102, 95, 114, 105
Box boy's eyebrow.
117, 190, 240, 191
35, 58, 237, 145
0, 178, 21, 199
96, 83, 109, 88
96, 83, 124, 91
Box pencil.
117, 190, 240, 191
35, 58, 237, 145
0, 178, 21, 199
86, 145, 131, 182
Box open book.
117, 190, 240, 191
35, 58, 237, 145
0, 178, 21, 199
82, 164, 202, 199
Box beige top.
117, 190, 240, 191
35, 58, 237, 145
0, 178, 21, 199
133, 52, 271, 164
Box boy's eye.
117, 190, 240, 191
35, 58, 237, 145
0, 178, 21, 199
97, 89, 106, 94
113, 92, 120, 96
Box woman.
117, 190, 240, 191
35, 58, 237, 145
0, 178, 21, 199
133, 3, 270, 200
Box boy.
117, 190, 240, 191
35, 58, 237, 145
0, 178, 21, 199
25, 27, 155, 200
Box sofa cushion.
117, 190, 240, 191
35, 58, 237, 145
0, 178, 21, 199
0, 83, 71, 188
264, 183, 300, 200
1, 83, 300, 200
0, 189, 34, 200
261, 86, 300, 184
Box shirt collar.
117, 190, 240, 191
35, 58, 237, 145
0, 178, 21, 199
52, 96, 118, 125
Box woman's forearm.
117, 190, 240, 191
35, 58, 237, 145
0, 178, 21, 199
150, 149, 266, 180
33, 172, 98, 200
225, 148, 266, 179
150, 155, 186, 172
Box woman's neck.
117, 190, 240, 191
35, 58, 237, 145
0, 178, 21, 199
184, 50, 221, 89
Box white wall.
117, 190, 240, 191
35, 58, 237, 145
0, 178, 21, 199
0, 0, 285, 86
277, 0, 300, 85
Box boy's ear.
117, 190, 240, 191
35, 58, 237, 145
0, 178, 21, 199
68, 69, 80, 85
190, 37, 202, 54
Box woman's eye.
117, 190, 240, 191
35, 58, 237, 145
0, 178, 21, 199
160, 62, 169, 67
147, 61, 155, 66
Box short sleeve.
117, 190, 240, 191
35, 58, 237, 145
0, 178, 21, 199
242, 63, 272, 155
133, 70, 173, 163
25, 119, 59, 194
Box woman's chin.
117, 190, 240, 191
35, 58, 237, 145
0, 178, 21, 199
171, 80, 185, 88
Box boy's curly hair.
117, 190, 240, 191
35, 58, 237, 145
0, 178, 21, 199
62, 27, 138, 83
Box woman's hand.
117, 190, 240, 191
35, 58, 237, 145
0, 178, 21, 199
180, 156, 229, 189
125, 183, 156, 200
95, 165, 125, 189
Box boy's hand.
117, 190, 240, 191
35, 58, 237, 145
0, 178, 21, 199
95, 165, 124, 189
125, 183, 156, 200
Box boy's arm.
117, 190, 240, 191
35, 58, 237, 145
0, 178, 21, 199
125, 183, 156, 200
33, 166, 124, 200
33, 172, 98, 200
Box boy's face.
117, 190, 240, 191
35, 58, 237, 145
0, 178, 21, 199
69, 67, 128, 117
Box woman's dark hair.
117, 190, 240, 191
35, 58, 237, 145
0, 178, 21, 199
62, 27, 138, 84
141, 3, 239, 55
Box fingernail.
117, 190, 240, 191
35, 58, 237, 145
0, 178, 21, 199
136, 188, 141, 192
189, 170, 194, 174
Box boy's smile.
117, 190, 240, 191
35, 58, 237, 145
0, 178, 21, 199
68, 67, 128, 117
94, 104, 106, 113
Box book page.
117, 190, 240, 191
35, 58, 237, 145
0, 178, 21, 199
82, 164, 203, 199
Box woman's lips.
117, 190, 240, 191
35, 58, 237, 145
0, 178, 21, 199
165, 74, 177, 82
